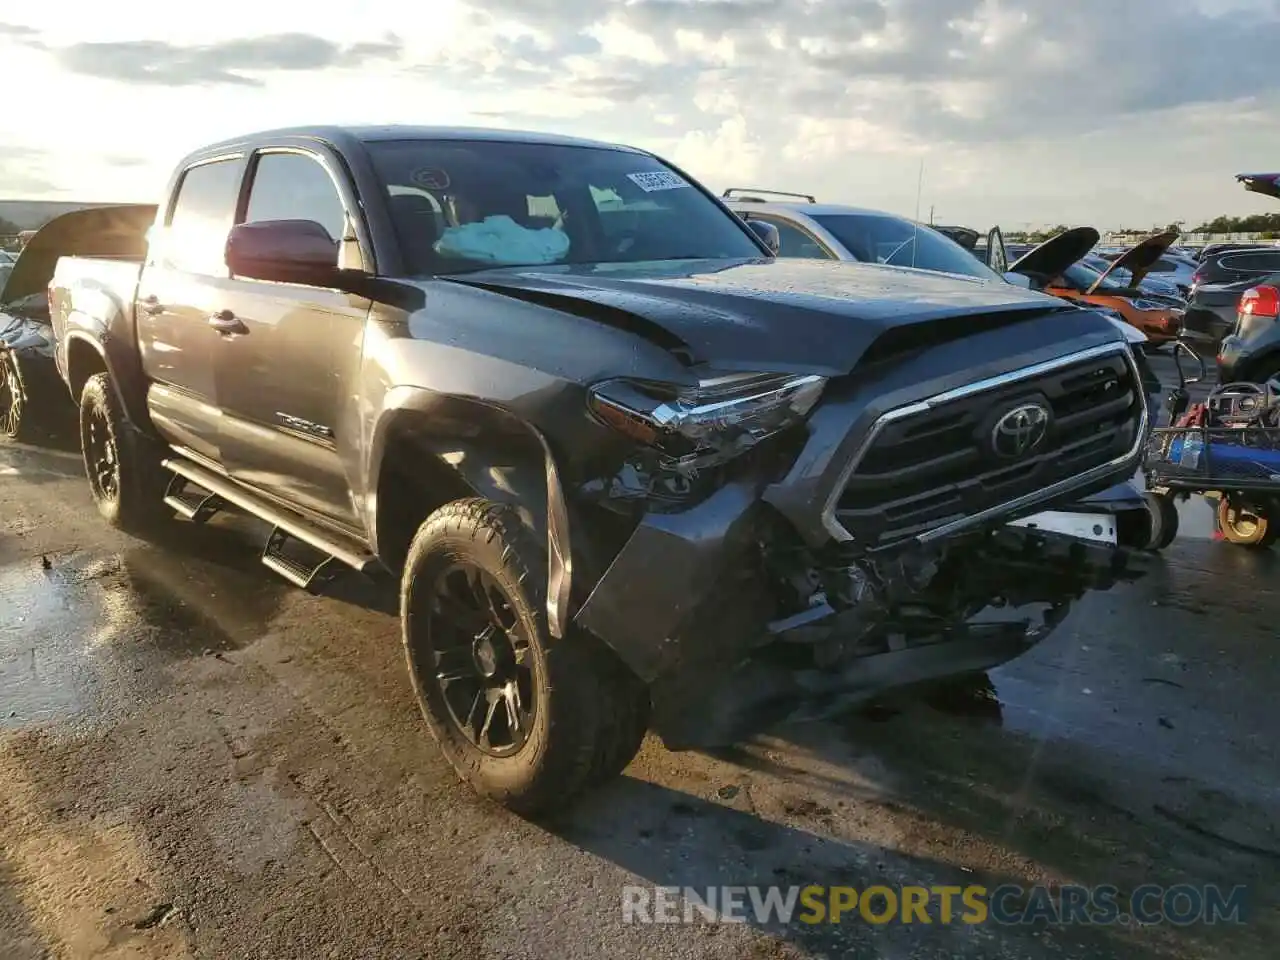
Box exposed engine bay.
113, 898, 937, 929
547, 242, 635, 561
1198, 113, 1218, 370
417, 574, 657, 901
642, 505, 1144, 749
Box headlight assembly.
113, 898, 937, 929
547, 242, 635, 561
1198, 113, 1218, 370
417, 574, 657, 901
588, 372, 826, 472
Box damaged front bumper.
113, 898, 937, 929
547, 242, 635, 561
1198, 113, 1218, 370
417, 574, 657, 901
575, 341, 1149, 749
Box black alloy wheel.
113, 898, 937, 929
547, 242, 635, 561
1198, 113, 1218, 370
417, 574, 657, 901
82, 397, 120, 504
420, 562, 536, 756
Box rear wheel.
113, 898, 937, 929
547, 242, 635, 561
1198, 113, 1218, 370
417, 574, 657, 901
1216, 496, 1276, 548
400, 498, 645, 816
78, 373, 169, 534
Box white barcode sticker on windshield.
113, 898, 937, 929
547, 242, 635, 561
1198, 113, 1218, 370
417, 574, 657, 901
627, 171, 690, 192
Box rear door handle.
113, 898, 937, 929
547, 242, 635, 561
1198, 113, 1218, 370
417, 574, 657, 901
208, 310, 248, 336
140, 295, 164, 316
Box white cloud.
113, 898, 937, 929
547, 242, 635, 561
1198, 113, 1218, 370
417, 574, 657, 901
4, 0, 1280, 229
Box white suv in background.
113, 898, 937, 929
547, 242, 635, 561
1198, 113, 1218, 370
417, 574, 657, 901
721, 188, 1007, 282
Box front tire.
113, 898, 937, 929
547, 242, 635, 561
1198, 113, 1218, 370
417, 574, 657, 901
400, 498, 645, 816
78, 373, 168, 533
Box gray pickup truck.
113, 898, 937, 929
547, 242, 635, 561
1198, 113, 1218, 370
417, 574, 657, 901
48, 125, 1149, 815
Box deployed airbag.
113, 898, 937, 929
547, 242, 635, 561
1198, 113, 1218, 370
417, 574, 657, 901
435, 215, 570, 266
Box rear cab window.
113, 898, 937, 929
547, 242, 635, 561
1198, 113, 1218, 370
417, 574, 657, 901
161, 158, 244, 275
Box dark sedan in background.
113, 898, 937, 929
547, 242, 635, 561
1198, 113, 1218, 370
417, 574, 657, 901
1183, 174, 1280, 347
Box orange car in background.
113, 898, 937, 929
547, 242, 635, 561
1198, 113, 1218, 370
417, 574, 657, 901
1008, 229, 1186, 346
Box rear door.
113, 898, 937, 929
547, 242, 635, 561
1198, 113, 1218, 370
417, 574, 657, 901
214, 147, 373, 528
136, 155, 247, 464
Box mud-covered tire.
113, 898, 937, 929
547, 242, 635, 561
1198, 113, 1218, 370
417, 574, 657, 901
78, 373, 169, 534
400, 498, 642, 816
586, 648, 650, 785
1143, 491, 1180, 551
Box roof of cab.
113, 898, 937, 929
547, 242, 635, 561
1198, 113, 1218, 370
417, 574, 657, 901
189, 124, 641, 160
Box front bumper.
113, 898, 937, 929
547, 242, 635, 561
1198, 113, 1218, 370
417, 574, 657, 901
577, 338, 1147, 698
1183, 304, 1236, 345
1216, 335, 1251, 382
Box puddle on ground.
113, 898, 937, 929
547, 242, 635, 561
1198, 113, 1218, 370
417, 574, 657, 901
0, 555, 114, 728
0, 541, 288, 731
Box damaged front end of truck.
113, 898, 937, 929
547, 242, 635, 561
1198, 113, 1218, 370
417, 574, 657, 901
573, 334, 1150, 750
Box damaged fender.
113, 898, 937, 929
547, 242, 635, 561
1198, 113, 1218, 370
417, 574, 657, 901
575, 478, 766, 682
367, 387, 575, 637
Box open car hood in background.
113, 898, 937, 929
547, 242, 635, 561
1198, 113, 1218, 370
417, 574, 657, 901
1007, 226, 1099, 283
1, 203, 158, 305
1237, 172, 1280, 201
1085, 230, 1178, 295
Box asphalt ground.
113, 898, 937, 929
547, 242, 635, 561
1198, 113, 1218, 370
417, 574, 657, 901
1, 348, 1276, 959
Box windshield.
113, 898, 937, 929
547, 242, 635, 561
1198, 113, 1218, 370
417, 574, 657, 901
365, 139, 764, 274
1063, 261, 1127, 292
810, 213, 1003, 281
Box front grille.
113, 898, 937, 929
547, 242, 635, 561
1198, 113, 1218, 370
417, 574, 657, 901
832, 348, 1142, 546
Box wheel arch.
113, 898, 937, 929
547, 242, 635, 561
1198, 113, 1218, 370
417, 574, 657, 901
367, 387, 573, 638
62, 329, 150, 429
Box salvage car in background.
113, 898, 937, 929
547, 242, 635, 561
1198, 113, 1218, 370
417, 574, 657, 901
1021, 230, 1186, 346
46, 128, 1149, 814
0, 204, 156, 442
1183, 174, 1280, 346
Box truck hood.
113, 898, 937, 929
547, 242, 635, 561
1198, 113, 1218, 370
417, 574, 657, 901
1, 203, 157, 305
1237, 172, 1280, 201
443, 257, 1075, 375
1008, 227, 1099, 282
1086, 230, 1179, 295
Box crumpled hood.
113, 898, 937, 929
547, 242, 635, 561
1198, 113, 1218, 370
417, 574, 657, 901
443, 257, 1076, 374
1, 203, 157, 305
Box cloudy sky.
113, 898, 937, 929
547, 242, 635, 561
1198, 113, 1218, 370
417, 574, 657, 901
3, 0, 1280, 230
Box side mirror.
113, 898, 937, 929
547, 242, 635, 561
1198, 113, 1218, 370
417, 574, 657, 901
1003, 271, 1032, 288
226, 219, 340, 285
746, 219, 780, 255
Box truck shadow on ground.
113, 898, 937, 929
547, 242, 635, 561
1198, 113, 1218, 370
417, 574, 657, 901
555, 773, 1192, 959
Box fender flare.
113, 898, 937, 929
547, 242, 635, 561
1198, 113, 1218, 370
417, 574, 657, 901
60, 329, 152, 430
366, 388, 574, 639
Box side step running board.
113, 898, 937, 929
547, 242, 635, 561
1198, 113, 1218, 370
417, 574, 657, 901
160, 458, 379, 587
164, 473, 224, 523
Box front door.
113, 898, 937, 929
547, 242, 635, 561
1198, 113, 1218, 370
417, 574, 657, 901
136, 155, 246, 464
215, 148, 372, 529
986, 226, 1009, 275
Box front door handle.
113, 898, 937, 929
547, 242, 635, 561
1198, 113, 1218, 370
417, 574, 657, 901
208, 310, 248, 336
140, 295, 164, 316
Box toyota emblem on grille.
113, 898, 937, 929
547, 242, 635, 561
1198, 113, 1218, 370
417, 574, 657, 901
990, 402, 1050, 458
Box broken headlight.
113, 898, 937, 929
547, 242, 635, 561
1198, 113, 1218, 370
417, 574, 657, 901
587, 372, 826, 472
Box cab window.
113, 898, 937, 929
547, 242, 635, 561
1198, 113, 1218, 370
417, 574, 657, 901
751, 217, 832, 259
162, 158, 243, 275
242, 152, 348, 244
